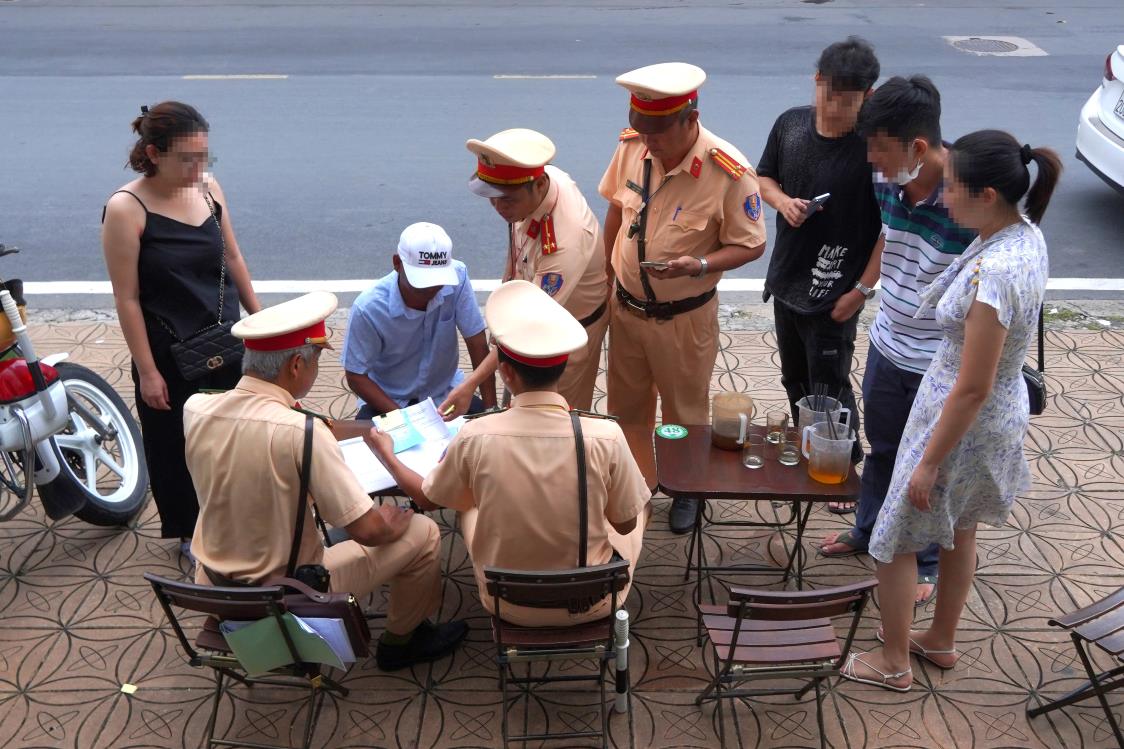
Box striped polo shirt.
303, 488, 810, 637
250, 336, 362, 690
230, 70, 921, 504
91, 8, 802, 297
868, 179, 977, 374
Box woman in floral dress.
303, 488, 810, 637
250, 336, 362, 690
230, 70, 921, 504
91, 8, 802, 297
842, 130, 1062, 691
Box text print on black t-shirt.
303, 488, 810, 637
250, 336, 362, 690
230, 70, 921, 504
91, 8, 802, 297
810, 244, 848, 300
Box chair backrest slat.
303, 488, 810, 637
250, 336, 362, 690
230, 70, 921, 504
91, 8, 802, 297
727, 595, 862, 621
484, 559, 630, 609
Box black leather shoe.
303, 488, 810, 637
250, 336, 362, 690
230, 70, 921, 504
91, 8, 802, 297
669, 497, 700, 534
375, 619, 469, 671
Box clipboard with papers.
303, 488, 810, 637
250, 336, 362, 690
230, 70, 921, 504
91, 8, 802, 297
338, 398, 465, 494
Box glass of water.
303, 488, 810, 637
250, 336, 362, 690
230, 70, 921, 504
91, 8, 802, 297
778, 429, 800, 467
742, 434, 765, 469
766, 410, 788, 444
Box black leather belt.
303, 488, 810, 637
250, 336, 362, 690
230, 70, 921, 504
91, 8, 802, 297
577, 300, 608, 328
615, 284, 716, 320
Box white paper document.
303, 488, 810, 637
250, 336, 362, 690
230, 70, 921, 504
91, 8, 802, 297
340, 399, 464, 493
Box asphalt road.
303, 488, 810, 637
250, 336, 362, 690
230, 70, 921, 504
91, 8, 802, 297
2, 0, 1123, 309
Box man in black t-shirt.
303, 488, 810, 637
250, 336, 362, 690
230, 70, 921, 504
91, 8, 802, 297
757, 37, 884, 486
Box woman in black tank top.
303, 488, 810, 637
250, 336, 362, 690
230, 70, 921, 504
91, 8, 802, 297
101, 102, 261, 557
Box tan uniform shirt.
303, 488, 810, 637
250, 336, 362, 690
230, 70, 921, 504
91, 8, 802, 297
185, 377, 374, 584
598, 125, 767, 302
508, 165, 607, 321
420, 391, 649, 596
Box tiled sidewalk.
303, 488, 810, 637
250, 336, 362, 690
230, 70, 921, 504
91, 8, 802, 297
1, 320, 1123, 749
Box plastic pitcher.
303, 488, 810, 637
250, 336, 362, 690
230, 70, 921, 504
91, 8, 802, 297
801, 421, 856, 484
711, 392, 755, 451
795, 395, 851, 431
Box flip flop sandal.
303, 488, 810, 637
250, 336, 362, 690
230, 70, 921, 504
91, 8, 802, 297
876, 628, 958, 670
827, 501, 857, 515
818, 529, 867, 558
840, 652, 912, 692
915, 574, 938, 607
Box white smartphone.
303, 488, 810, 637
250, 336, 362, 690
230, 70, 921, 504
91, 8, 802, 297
804, 192, 831, 217
640, 260, 671, 270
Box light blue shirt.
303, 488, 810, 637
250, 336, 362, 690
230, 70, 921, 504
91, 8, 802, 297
342, 260, 486, 409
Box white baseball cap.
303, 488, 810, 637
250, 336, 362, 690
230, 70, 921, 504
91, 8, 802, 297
396, 222, 459, 288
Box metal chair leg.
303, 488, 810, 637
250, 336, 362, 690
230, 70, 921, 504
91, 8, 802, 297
500, 663, 510, 749
1074, 636, 1124, 748
814, 678, 826, 749
204, 670, 226, 749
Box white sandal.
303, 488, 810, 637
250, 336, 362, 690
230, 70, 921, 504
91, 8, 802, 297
840, 652, 912, 692
876, 628, 958, 670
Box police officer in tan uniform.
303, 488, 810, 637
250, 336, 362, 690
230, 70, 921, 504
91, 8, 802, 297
373, 281, 651, 627
184, 292, 468, 671
599, 62, 768, 533
440, 129, 609, 415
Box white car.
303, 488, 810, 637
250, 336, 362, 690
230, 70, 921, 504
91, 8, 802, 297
1077, 45, 1124, 193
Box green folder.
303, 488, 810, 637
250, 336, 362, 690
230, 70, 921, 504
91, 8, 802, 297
220, 612, 345, 677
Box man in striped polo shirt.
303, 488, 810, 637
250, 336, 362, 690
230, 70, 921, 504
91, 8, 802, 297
819, 76, 976, 605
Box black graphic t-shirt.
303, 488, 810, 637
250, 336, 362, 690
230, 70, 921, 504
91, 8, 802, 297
757, 106, 883, 314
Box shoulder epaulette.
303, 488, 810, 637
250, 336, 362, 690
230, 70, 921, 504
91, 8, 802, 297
619, 127, 640, 142
465, 407, 506, 420
708, 147, 747, 180
570, 409, 619, 422
292, 406, 334, 427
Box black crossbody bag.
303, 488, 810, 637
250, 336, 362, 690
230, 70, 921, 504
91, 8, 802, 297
159, 194, 243, 380
1023, 305, 1046, 416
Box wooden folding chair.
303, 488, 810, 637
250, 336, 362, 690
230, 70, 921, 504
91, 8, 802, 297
144, 573, 348, 749
696, 579, 878, 749
1028, 587, 1124, 748
484, 558, 631, 748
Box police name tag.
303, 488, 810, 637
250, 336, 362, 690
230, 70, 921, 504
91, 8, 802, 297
655, 424, 688, 440
626, 180, 644, 195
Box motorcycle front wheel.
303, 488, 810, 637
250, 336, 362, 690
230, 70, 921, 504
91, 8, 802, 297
37, 362, 149, 526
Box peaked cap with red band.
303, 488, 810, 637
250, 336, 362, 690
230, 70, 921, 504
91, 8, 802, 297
232, 291, 337, 352
466, 128, 556, 199
485, 280, 586, 368
617, 62, 706, 117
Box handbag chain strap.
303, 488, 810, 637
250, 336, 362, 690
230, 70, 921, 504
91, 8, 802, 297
155, 192, 229, 342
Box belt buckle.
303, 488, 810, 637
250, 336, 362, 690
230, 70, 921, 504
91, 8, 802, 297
623, 296, 647, 315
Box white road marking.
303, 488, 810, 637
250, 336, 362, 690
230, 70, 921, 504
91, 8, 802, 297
22, 278, 1124, 295
182, 74, 289, 80
493, 75, 597, 80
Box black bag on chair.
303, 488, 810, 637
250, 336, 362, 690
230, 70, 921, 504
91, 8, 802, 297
160, 195, 243, 380
1023, 305, 1046, 416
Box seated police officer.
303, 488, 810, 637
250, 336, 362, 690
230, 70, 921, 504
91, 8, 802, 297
184, 292, 467, 670
370, 280, 652, 626
342, 222, 496, 418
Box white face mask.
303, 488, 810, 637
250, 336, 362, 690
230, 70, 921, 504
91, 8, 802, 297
893, 157, 923, 184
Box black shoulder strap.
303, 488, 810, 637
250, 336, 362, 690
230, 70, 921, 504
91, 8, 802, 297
1036, 304, 1045, 373
286, 415, 315, 577
112, 189, 148, 211
102, 189, 148, 225
570, 411, 589, 568
635, 159, 658, 305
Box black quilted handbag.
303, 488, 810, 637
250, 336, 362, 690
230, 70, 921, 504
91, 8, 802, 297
1023, 305, 1046, 416
160, 195, 243, 381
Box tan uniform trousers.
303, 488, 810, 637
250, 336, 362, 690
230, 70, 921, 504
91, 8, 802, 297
322, 512, 443, 635
557, 307, 609, 411
607, 292, 719, 488
460, 502, 651, 627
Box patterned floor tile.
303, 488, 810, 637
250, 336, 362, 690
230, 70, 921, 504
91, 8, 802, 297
1, 322, 1122, 748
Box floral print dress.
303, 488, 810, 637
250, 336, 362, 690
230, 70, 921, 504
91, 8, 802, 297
868, 218, 1048, 562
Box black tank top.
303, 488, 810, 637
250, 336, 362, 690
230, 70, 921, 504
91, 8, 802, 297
104, 190, 241, 341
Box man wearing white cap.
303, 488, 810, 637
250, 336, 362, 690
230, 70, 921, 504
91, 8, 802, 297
439, 129, 609, 416
184, 292, 468, 671
599, 62, 768, 533
371, 281, 651, 627
342, 222, 496, 418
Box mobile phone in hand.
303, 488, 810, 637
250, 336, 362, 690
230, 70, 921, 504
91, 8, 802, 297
804, 193, 831, 217
640, 261, 671, 270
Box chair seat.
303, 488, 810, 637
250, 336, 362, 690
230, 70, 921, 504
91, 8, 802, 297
702, 609, 841, 665
196, 616, 232, 653
491, 616, 613, 649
